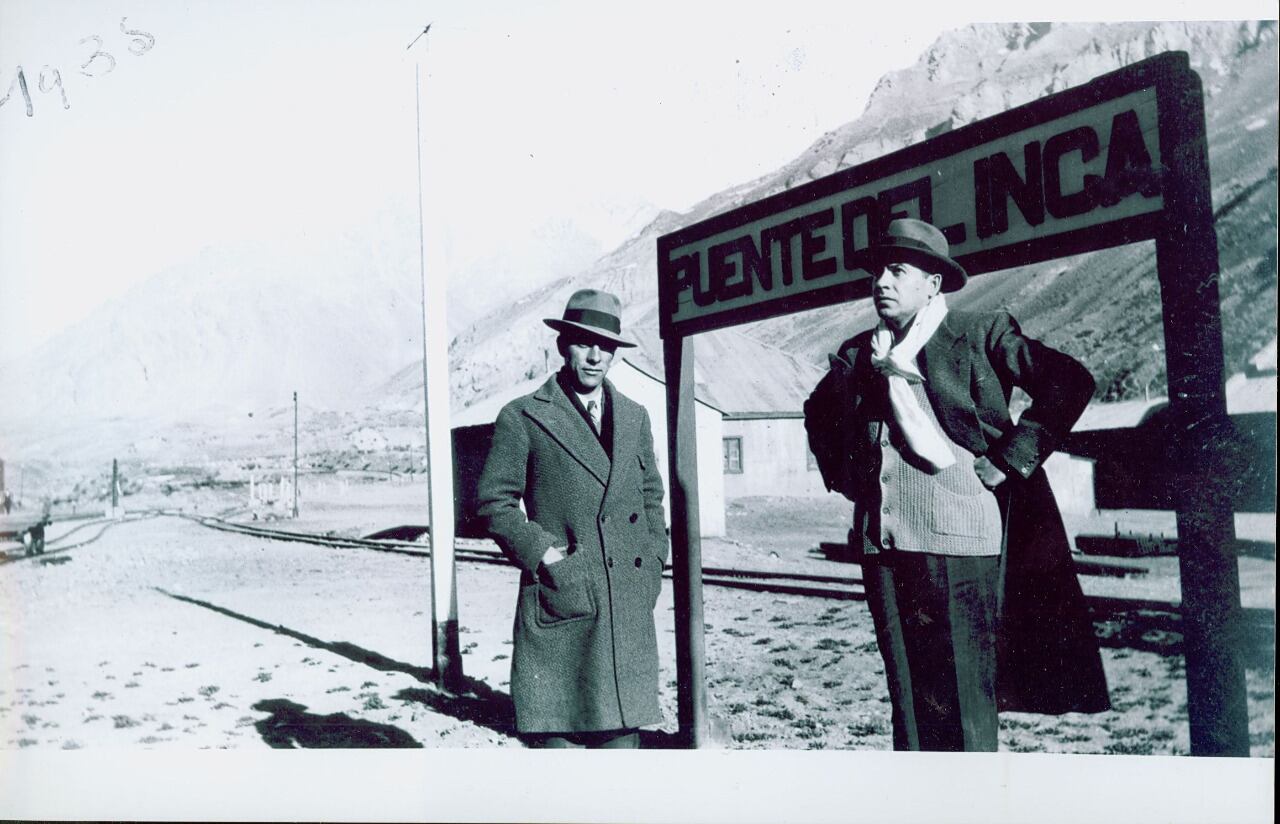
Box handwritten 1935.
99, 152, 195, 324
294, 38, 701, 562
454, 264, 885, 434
1, 17, 155, 118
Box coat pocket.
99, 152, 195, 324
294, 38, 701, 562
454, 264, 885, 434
929, 484, 998, 538
535, 552, 596, 627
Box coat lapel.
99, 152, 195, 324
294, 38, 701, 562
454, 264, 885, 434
918, 312, 990, 453
602, 381, 640, 506
524, 374, 611, 487
918, 311, 967, 402
919, 312, 965, 373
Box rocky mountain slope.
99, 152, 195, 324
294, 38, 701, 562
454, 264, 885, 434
0, 198, 655, 428
448, 21, 1277, 409
1, 21, 1274, 478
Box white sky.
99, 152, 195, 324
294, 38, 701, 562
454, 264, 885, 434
0, 0, 1271, 360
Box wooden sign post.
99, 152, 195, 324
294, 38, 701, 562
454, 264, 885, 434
657, 51, 1247, 754
662, 335, 708, 748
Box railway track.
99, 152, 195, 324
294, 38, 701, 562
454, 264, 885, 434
187, 514, 866, 600
7, 512, 1274, 634
195, 518, 1228, 605
191, 518, 1279, 635
0, 511, 160, 566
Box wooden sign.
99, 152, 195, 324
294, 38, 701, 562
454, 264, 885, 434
658, 54, 1197, 339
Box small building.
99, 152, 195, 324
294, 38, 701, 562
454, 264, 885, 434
683, 330, 835, 500
720, 412, 831, 498
1057, 337, 1277, 517
451, 358, 726, 538
348, 427, 389, 452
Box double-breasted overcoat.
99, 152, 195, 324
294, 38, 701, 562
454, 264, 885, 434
805, 310, 1110, 715
477, 373, 669, 734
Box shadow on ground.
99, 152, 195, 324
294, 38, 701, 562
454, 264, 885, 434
393, 680, 515, 737
638, 729, 685, 748
811, 548, 1275, 663
155, 587, 520, 743
252, 698, 422, 748
1089, 597, 1275, 668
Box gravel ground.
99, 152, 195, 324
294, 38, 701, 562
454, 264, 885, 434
1, 485, 1274, 757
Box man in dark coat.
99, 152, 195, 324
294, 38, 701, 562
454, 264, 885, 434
477, 288, 669, 749
804, 219, 1109, 752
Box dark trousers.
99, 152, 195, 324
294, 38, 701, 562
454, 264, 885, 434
522, 729, 640, 749
863, 549, 1000, 752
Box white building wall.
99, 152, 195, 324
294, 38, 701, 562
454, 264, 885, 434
721, 415, 1101, 512
1043, 452, 1097, 515
721, 417, 833, 499
693, 403, 727, 537
608, 363, 726, 537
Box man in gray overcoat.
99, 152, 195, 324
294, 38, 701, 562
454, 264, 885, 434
805, 219, 1110, 751
477, 288, 669, 749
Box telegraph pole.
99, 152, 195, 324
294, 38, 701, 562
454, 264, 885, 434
410, 23, 463, 692
293, 391, 300, 518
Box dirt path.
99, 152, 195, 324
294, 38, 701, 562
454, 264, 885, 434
2, 516, 518, 749
2, 508, 1274, 755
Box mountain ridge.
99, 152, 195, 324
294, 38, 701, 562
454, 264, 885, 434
1, 21, 1275, 474
448, 20, 1277, 410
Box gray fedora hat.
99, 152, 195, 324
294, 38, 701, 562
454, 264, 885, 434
543, 288, 637, 347
870, 218, 968, 293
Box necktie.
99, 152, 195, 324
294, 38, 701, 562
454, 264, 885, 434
586, 399, 601, 434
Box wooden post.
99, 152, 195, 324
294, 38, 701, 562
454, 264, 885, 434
415, 58, 462, 693
111, 459, 119, 512
1156, 230, 1249, 755
1154, 64, 1248, 756
663, 335, 708, 747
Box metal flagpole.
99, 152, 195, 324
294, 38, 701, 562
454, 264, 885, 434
410, 24, 462, 692
292, 391, 300, 518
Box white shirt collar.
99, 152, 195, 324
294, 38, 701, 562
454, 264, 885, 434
574, 385, 604, 407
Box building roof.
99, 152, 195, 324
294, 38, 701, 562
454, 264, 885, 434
723, 411, 805, 420
643, 329, 825, 416
1073, 339, 1278, 430
1225, 371, 1277, 415
1073, 397, 1164, 431
1074, 372, 1277, 432
452, 358, 721, 428
1247, 338, 1277, 376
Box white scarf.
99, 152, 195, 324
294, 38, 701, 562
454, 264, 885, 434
869, 293, 956, 471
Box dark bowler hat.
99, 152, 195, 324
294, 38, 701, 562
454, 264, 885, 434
870, 218, 968, 293
543, 288, 637, 347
